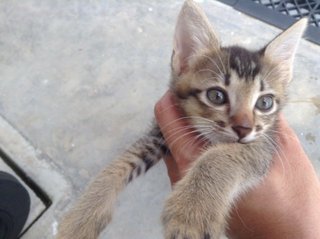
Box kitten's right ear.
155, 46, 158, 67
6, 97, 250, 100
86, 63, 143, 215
172, 0, 220, 75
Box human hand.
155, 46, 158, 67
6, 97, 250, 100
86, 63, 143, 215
154, 91, 206, 185
155, 91, 320, 239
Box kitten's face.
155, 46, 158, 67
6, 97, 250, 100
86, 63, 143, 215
173, 47, 285, 144
171, 0, 306, 144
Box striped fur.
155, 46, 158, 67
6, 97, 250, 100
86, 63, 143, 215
57, 1, 307, 238
57, 124, 167, 239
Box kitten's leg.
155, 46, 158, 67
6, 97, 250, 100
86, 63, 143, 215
57, 125, 167, 239
162, 142, 272, 239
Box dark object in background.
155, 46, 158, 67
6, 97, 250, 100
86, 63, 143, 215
218, 0, 320, 45
0, 172, 30, 239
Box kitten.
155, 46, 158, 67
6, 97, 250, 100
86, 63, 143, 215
57, 1, 307, 238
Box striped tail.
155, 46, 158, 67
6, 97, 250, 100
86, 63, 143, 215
57, 124, 167, 239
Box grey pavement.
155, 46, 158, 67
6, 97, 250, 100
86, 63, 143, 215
0, 0, 319, 238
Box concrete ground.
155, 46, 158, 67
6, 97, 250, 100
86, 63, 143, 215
0, 0, 319, 238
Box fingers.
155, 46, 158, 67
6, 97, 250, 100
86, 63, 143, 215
275, 114, 315, 176
277, 114, 299, 143
155, 91, 204, 175
163, 154, 181, 186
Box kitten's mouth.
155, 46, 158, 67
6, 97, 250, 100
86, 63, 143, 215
238, 135, 256, 144
238, 139, 250, 144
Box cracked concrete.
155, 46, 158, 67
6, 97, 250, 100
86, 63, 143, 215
0, 0, 319, 238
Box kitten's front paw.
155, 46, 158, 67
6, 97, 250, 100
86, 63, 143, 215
163, 220, 213, 239
162, 193, 221, 239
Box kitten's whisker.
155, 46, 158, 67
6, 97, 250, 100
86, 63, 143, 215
170, 134, 202, 157
170, 115, 217, 126
262, 133, 293, 181
261, 134, 285, 176
199, 54, 225, 76
197, 132, 214, 147
159, 115, 215, 131
184, 52, 196, 63
166, 124, 210, 134
261, 66, 278, 82
177, 129, 211, 157
197, 68, 220, 76
265, 128, 298, 178
159, 117, 195, 131
186, 116, 217, 124
227, 48, 231, 73
155, 103, 182, 114
203, 76, 225, 83
234, 206, 254, 233
164, 125, 212, 143
217, 53, 226, 74
196, 69, 225, 84
261, 66, 281, 83
288, 100, 312, 104
164, 126, 199, 141
178, 134, 205, 157
168, 129, 206, 152
267, 129, 298, 141
193, 130, 212, 144
204, 48, 226, 74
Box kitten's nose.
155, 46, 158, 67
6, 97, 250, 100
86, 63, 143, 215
230, 112, 253, 139
232, 126, 252, 139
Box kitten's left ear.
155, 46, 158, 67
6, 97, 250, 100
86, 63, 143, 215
264, 19, 308, 83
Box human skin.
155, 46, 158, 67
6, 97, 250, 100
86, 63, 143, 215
155, 91, 320, 239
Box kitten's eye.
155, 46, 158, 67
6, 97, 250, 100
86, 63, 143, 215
206, 88, 227, 105
255, 95, 274, 111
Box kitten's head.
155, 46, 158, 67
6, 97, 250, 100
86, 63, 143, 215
171, 0, 307, 144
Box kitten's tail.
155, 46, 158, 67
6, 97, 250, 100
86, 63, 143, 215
57, 124, 167, 239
